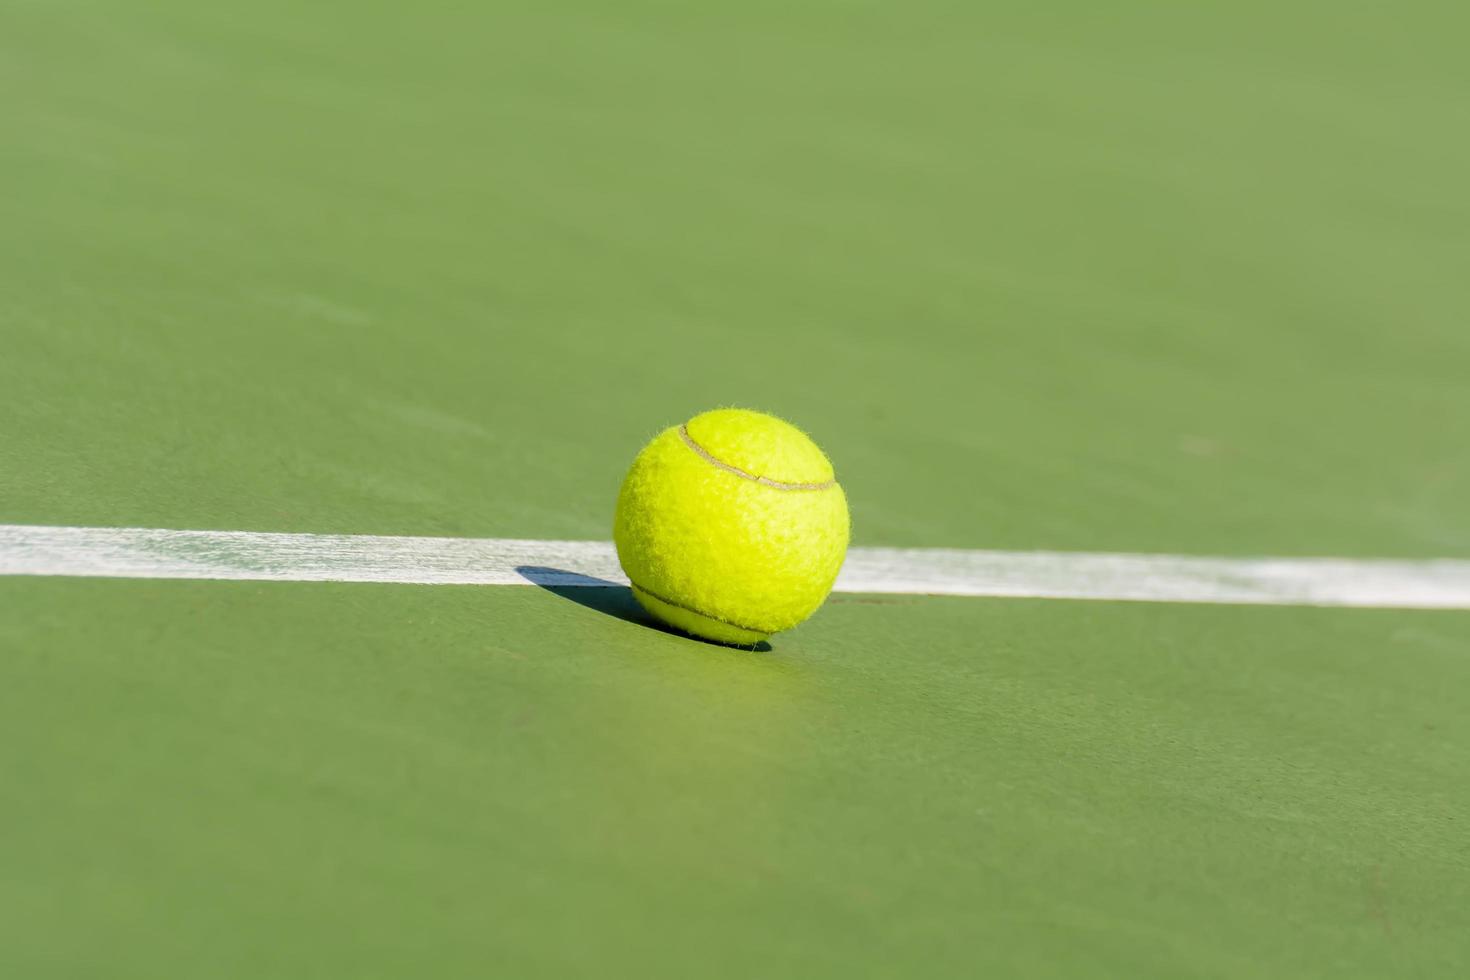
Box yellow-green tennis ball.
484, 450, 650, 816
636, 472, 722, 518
614, 408, 850, 646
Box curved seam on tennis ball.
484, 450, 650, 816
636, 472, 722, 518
629, 578, 778, 636
678, 425, 837, 491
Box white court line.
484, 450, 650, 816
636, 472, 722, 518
2, 524, 1470, 609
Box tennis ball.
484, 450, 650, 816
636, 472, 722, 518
614, 408, 850, 646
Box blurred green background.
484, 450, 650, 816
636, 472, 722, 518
6, 0, 1468, 555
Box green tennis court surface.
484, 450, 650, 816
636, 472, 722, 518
3, 2, 1468, 976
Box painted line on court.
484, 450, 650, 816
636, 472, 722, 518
2, 524, 1469, 609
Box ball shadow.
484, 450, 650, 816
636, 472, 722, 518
515, 566, 772, 652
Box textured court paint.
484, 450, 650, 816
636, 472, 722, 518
4, 524, 1470, 609
4, 3, 1469, 562
5, 577, 1470, 980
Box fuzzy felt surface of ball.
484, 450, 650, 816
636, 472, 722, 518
613, 409, 850, 645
